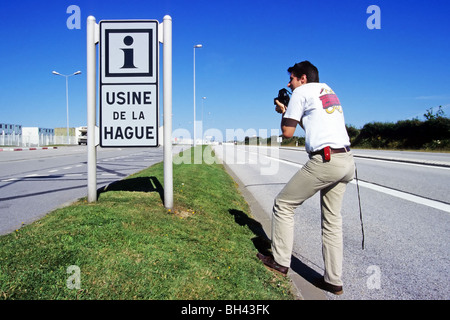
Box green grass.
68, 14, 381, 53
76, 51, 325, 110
0, 146, 293, 300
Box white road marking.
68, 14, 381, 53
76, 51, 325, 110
355, 156, 450, 170
351, 180, 450, 213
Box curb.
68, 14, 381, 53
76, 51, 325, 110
0, 147, 58, 152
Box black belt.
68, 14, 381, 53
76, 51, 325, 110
310, 146, 350, 156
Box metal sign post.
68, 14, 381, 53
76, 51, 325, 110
87, 16, 98, 203
162, 15, 173, 210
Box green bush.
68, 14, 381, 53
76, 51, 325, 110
351, 108, 449, 150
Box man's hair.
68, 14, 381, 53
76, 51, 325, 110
287, 61, 319, 83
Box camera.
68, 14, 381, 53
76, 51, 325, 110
274, 88, 291, 107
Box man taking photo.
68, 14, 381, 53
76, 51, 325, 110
257, 61, 355, 295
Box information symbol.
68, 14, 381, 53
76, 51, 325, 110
121, 36, 136, 69
102, 22, 156, 80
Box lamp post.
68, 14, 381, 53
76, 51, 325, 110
52, 70, 81, 144
193, 44, 202, 146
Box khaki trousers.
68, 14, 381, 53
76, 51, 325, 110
271, 151, 355, 286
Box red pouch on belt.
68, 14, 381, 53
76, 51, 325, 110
323, 146, 331, 162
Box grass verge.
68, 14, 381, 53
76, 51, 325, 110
0, 146, 293, 300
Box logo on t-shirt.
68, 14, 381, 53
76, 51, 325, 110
319, 88, 342, 114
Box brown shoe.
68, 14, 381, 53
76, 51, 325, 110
315, 277, 343, 295
256, 253, 289, 276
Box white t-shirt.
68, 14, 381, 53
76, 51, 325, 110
284, 82, 350, 153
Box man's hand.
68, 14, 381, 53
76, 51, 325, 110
274, 99, 286, 114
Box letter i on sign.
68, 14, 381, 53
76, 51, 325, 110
122, 36, 136, 69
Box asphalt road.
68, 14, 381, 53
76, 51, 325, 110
213, 145, 450, 300
0, 145, 185, 236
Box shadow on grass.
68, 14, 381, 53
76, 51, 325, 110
228, 209, 272, 256
228, 209, 322, 284
97, 176, 164, 203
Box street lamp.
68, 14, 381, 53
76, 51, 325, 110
193, 44, 202, 146
52, 70, 81, 144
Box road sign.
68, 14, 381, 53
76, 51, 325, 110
99, 20, 159, 147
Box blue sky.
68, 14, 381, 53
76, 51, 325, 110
0, 0, 449, 140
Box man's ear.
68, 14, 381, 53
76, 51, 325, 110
300, 74, 308, 84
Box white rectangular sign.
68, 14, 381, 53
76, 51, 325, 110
100, 20, 159, 147
101, 84, 158, 146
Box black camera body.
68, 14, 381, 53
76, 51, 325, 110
274, 88, 291, 107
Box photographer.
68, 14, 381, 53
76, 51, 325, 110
257, 61, 355, 295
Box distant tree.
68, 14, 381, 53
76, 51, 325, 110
424, 106, 445, 120
346, 125, 360, 144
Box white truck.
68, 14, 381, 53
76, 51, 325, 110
76, 126, 88, 145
